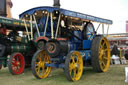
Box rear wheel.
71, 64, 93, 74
64, 51, 83, 81
91, 36, 110, 72
31, 50, 51, 79
8, 53, 25, 75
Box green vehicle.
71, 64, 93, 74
0, 0, 38, 74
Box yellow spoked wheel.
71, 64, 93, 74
64, 51, 83, 81
91, 36, 110, 72
31, 50, 51, 79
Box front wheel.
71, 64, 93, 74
31, 50, 51, 79
64, 51, 83, 81
8, 53, 25, 75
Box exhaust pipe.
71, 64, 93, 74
0, 0, 7, 17
53, 0, 61, 8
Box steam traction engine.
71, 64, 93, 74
0, 17, 37, 74
0, 0, 37, 75
19, 3, 113, 81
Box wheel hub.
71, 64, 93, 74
39, 61, 45, 67
17, 62, 20, 65
72, 64, 76, 69
75, 63, 79, 68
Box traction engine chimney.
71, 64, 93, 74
53, 0, 61, 8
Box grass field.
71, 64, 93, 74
0, 65, 127, 85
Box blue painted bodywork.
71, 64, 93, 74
80, 50, 92, 61
68, 30, 82, 51
83, 40, 91, 49
45, 63, 65, 68
19, 6, 113, 24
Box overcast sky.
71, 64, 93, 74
11, 0, 128, 34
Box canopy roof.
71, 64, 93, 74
19, 6, 113, 25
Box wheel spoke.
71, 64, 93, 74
103, 56, 108, 60
42, 65, 45, 73
99, 50, 104, 59
17, 57, 19, 62
99, 47, 103, 55
39, 54, 42, 61
76, 58, 79, 64
35, 62, 39, 65
100, 45, 104, 50
12, 61, 17, 66
16, 66, 20, 71
69, 63, 74, 71
104, 49, 108, 52
44, 56, 47, 62
12, 58, 15, 62
35, 67, 39, 72
41, 61, 45, 73
102, 42, 106, 46
99, 60, 106, 68
37, 66, 41, 73
71, 56, 75, 63
73, 68, 77, 78
38, 57, 41, 61
14, 65, 18, 72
